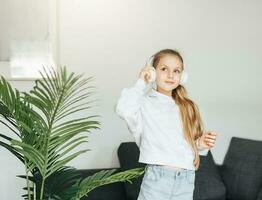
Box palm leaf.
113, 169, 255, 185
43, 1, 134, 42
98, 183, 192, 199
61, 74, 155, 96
70, 167, 145, 200
18, 166, 82, 200
0, 133, 24, 162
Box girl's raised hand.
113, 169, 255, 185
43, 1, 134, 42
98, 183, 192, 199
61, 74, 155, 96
139, 64, 156, 84
198, 131, 217, 150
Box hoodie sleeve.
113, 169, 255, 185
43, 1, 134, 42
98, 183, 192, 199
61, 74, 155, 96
198, 148, 209, 156
115, 78, 147, 147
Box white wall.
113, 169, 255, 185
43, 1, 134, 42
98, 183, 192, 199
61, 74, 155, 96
1, 0, 262, 199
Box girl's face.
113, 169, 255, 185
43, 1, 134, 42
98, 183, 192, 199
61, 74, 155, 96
155, 55, 183, 96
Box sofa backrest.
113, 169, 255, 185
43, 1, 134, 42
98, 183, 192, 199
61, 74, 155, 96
220, 137, 262, 200
118, 142, 146, 200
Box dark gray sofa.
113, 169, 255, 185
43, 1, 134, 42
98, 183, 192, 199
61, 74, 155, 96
80, 137, 262, 200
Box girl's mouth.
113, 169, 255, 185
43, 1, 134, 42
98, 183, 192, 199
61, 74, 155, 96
165, 81, 175, 84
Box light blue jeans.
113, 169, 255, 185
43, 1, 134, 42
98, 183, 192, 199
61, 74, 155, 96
137, 164, 195, 200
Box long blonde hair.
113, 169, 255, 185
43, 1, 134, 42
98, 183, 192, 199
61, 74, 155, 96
152, 49, 205, 170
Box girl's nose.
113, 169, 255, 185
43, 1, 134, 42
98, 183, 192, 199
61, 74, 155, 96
167, 72, 174, 78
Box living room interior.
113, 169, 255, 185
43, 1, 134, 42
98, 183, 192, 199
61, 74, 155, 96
0, 0, 261, 200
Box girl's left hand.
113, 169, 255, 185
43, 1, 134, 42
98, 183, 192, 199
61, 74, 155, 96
198, 131, 217, 149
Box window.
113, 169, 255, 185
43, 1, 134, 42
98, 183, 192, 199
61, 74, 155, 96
0, 0, 58, 80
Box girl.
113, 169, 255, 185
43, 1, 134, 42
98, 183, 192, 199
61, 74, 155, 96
115, 49, 217, 200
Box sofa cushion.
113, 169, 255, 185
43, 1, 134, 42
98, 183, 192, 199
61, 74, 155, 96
194, 151, 226, 200
220, 137, 262, 200
118, 142, 146, 200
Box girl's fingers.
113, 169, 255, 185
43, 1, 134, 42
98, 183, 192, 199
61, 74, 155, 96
202, 132, 217, 148
205, 139, 215, 145
207, 142, 214, 147
143, 69, 152, 76
207, 131, 217, 136
141, 69, 151, 81
204, 138, 215, 143
201, 137, 215, 148
205, 135, 216, 139
206, 132, 217, 139
144, 66, 155, 72
205, 141, 215, 146
145, 65, 155, 69
141, 66, 154, 75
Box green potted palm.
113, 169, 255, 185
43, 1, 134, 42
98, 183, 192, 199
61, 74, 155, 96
0, 67, 144, 200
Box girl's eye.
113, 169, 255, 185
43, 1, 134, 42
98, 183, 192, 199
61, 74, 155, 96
161, 67, 181, 73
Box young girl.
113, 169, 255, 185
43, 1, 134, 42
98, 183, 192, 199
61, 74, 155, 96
115, 49, 217, 200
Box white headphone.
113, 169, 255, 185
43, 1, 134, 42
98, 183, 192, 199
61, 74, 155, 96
146, 55, 188, 87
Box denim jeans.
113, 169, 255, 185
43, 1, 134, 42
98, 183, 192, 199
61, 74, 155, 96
137, 164, 195, 200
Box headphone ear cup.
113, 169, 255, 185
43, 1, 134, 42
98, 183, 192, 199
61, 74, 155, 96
151, 80, 157, 90
146, 55, 157, 90
180, 71, 188, 85
148, 69, 156, 83
147, 55, 154, 68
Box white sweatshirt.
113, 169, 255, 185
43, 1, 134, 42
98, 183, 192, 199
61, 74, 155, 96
115, 78, 209, 170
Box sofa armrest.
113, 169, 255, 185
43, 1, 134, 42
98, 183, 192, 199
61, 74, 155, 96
257, 186, 262, 200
